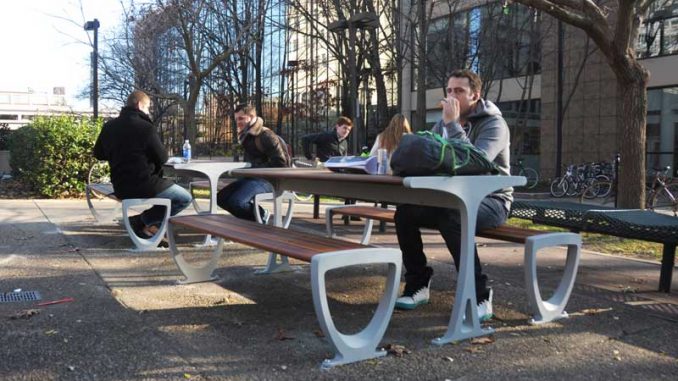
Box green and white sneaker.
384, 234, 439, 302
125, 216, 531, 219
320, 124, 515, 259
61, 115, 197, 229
395, 284, 430, 310
477, 288, 494, 322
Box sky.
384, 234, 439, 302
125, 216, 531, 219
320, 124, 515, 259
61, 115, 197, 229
0, 0, 126, 109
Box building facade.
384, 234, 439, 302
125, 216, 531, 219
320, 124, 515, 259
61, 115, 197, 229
400, 0, 678, 179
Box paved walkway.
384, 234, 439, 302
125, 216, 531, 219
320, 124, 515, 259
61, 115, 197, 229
0, 199, 676, 380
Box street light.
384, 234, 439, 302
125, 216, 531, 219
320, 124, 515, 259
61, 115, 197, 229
328, 12, 378, 154
287, 60, 304, 147
84, 19, 100, 120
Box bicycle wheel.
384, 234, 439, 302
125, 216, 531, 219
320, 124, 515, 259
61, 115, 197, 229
519, 167, 539, 189
650, 184, 678, 208
550, 177, 568, 197
565, 178, 580, 197
582, 179, 600, 199
595, 175, 612, 198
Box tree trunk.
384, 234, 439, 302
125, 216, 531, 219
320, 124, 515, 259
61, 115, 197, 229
615, 75, 647, 209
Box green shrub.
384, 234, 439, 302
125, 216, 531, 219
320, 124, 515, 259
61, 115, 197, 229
8, 115, 102, 197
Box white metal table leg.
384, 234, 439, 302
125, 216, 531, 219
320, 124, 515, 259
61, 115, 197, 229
310, 248, 402, 368
524, 232, 581, 324
167, 222, 223, 284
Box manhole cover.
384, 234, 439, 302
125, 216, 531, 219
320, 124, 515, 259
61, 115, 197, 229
0, 291, 42, 303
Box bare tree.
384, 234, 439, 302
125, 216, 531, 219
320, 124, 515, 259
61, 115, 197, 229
94, 0, 260, 151
514, 0, 653, 208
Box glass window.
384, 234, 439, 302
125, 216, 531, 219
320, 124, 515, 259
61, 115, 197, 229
496, 99, 541, 157
421, 2, 541, 90
637, 0, 678, 58
646, 87, 678, 176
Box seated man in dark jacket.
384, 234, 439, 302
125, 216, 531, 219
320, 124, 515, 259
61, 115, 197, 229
216, 104, 289, 222
93, 90, 192, 237
301, 116, 352, 162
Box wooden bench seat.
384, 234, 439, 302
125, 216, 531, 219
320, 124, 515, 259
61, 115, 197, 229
326, 205, 581, 325
327, 205, 547, 245
167, 214, 402, 369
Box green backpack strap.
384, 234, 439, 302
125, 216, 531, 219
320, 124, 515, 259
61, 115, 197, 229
417, 131, 457, 174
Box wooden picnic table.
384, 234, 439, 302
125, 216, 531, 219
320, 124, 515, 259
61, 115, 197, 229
229, 167, 526, 344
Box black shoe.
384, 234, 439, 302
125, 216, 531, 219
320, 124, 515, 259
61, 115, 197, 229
128, 215, 152, 239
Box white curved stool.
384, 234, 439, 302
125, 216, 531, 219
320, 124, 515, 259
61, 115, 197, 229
121, 198, 172, 251
253, 191, 295, 228
253, 191, 296, 273
311, 248, 402, 369
524, 232, 581, 324
85, 183, 121, 223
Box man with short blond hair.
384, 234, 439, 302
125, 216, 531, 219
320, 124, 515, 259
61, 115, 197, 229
94, 90, 192, 238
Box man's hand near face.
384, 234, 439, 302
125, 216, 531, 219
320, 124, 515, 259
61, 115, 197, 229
441, 96, 460, 124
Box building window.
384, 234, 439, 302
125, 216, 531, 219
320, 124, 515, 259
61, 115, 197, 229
646, 87, 678, 176
496, 99, 541, 158
416, 2, 541, 90
637, 0, 678, 58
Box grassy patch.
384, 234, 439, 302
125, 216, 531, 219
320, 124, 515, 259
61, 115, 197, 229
506, 218, 663, 262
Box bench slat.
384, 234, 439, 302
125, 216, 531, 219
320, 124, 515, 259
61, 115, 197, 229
331, 205, 543, 244
477, 225, 542, 243
171, 214, 368, 262
331, 206, 396, 223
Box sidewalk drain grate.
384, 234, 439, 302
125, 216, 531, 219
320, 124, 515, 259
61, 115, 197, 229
0, 291, 42, 303
575, 284, 678, 319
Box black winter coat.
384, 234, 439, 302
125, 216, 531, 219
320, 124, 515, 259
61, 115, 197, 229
301, 131, 348, 162
93, 107, 172, 199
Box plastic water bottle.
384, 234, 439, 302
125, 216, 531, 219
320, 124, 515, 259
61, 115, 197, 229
182, 139, 191, 163
377, 148, 388, 175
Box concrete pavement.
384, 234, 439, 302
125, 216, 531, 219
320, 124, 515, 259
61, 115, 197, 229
0, 199, 676, 380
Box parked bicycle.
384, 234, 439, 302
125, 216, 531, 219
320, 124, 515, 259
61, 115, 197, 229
550, 162, 611, 198
646, 166, 678, 216
510, 158, 539, 189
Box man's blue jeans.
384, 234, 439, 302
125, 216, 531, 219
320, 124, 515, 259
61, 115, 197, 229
216, 177, 273, 221
394, 196, 509, 301
139, 184, 192, 227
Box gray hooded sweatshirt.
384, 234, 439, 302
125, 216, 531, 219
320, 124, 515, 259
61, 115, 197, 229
431, 99, 513, 211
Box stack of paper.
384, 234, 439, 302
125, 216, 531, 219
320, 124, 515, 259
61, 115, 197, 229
323, 156, 378, 175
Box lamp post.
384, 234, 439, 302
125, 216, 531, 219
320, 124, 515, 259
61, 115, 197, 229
328, 12, 378, 154
84, 19, 100, 120
361, 66, 372, 147
287, 60, 303, 147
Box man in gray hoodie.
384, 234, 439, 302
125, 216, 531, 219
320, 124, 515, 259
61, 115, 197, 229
394, 69, 512, 322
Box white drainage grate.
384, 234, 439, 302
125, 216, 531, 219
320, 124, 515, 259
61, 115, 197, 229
0, 291, 42, 303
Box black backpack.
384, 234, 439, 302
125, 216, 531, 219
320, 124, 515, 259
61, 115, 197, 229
254, 127, 292, 167
390, 131, 499, 176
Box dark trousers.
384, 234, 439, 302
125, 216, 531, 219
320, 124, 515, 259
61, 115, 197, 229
394, 197, 509, 301
216, 177, 273, 221
139, 184, 192, 227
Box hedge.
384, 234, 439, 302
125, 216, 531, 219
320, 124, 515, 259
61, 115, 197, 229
9, 115, 102, 197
